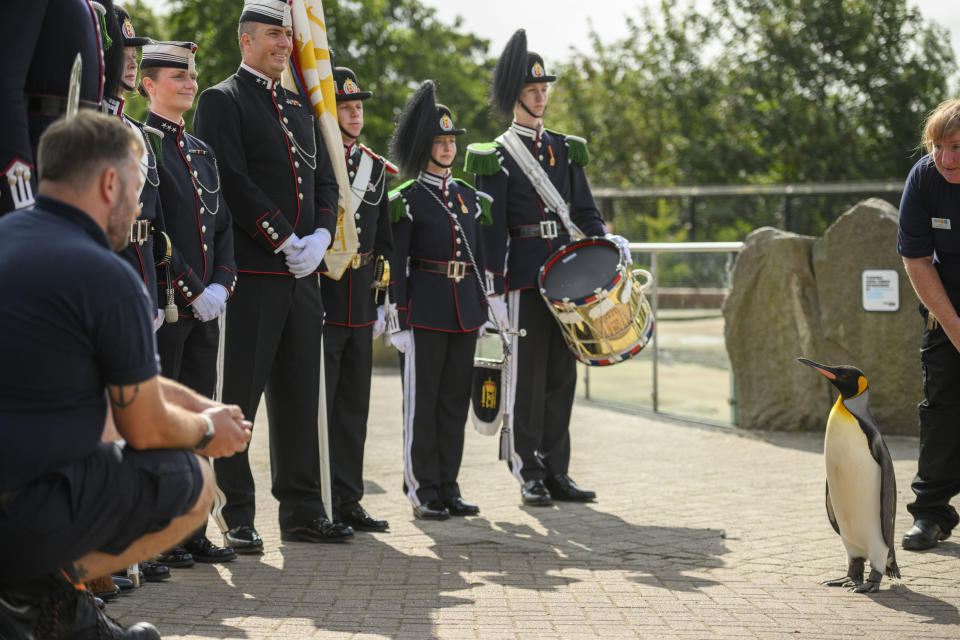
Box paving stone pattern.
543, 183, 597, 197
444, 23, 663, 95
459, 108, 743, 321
110, 373, 960, 639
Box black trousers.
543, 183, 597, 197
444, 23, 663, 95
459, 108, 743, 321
214, 274, 326, 531
401, 328, 477, 506
323, 323, 373, 512
908, 310, 960, 532
156, 315, 219, 398
503, 288, 576, 483
156, 314, 220, 541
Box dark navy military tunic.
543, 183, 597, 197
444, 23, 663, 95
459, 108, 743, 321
1, 0, 105, 215
321, 141, 394, 327
473, 122, 606, 293
321, 141, 395, 511
469, 122, 606, 484
389, 171, 489, 333
104, 96, 164, 311
194, 64, 338, 273
147, 110, 236, 315
192, 62, 339, 529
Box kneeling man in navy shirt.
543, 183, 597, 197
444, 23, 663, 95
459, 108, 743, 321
0, 112, 252, 640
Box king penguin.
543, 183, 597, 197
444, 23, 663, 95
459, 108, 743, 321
798, 358, 900, 593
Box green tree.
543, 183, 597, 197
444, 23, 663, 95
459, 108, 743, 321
152, 0, 499, 162
548, 0, 955, 247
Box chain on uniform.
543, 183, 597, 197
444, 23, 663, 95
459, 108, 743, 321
188, 155, 222, 215
351, 162, 386, 207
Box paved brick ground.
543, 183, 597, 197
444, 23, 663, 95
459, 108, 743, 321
109, 372, 960, 639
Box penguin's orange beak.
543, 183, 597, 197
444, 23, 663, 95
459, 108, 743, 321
797, 357, 837, 380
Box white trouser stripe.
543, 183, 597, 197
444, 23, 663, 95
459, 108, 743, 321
401, 335, 421, 506
504, 290, 524, 483
210, 309, 229, 533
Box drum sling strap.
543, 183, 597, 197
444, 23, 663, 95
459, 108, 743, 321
348, 152, 375, 216
495, 129, 585, 240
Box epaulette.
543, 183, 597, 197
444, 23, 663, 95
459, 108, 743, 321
546, 129, 590, 167
142, 124, 164, 168
464, 142, 502, 176
359, 143, 399, 175
388, 180, 415, 222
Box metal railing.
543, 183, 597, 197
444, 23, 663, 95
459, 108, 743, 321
580, 241, 744, 427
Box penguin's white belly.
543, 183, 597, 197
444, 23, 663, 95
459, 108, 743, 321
825, 423, 886, 564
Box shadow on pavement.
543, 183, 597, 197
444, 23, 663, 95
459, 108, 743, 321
869, 584, 960, 626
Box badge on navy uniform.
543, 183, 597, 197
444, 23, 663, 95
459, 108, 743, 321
932, 217, 952, 230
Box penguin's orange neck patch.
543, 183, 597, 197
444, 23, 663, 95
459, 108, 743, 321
857, 376, 868, 395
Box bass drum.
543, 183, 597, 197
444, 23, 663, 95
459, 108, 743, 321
537, 236, 654, 366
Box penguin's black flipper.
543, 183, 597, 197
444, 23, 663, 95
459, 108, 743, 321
825, 480, 841, 536
876, 438, 900, 579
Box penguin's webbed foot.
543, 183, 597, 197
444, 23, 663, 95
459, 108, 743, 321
822, 576, 860, 588
851, 568, 883, 593
852, 580, 880, 593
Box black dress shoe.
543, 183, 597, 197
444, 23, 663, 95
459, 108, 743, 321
225, 525, 265, 554
444, 497, 480, 516
903, 518, 951, 550
338, 504, 389, 532
413, 500, 450, 520
544, 474, 596, 502
521, 479, 553, 506
154, 545, 195, 568
140, 561, 171, 582
281, 517, 354, 543
184, 536, 237, 563
112, 576, 135, 591
94, 583, 120, 601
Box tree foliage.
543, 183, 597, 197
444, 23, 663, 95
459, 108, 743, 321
120, 0, 956, 260
547, 0, 955, 248
124, 0, 500, 160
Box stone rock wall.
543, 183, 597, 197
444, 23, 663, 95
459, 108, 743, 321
724, 199, 922, 434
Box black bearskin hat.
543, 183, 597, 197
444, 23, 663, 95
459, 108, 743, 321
490, 28, 557, 121
103, 3, 151, 99
390, 80, 465, 178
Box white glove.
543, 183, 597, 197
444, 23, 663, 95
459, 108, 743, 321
286, 229, 332, 278
487, 294, 509, 330
606, 233, 633, 265
191, 284, 228, 322
390, 329, 413, 354
478, 320, 496, 337
278, 232, 301, 256
372, 306, 386, 339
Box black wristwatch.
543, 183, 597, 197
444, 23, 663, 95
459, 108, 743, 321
196, 415, 216, 450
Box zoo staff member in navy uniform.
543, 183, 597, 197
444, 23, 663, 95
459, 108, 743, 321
387, 80, 490, 521
322, 66, 395, 533
898, 97, 960, 552
141, 41, 239, 565
102, 4, 167, 331
1, 0, 108, 215
194, 0, 352, 550
467, 30, 626, 507
0, 112, 251, 640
